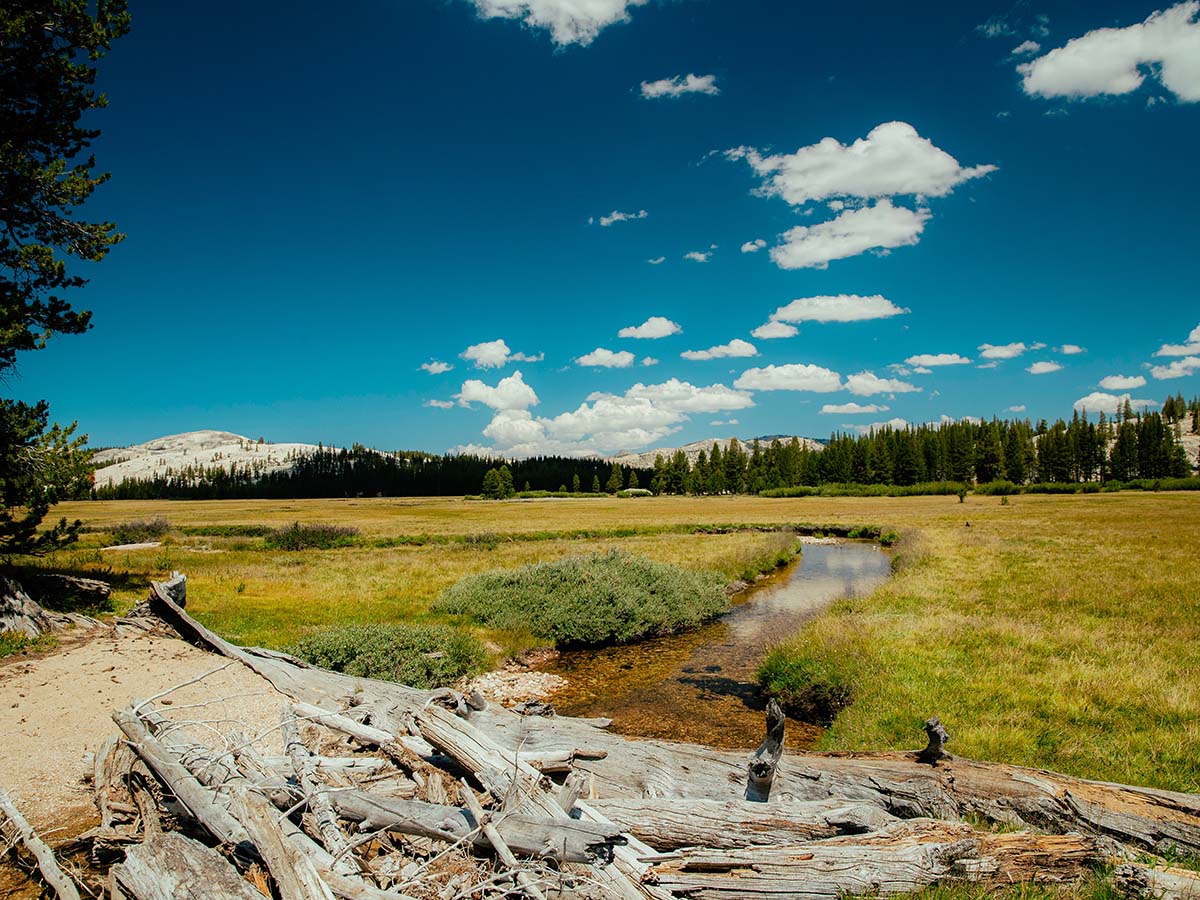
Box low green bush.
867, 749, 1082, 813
757, 632, 863, 725
109, 517, 170, 545
287, 623, 487, 687
264, 522, 359, 550
760, 482, 966, 498
433, 549, 728, 646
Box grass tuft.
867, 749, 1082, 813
109, 517, 170, 545
264, 522, 359, 550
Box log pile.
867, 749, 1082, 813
3, 574, 1200, 900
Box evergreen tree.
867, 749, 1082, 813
497, 464, 514, 498
481, 468, 500, 498
572, 473, 581, 493
591, 474, 601, 493
627, 470, 639, 490
605, 464, 623, 493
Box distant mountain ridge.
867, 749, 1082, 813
607, 435, 824, 470
91, 430, 342, 488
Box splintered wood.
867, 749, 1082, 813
5, 573, 1200, 900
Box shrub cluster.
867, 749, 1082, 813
264, 522, 359, 550
109, 517, 170, 545
287, 623, 487, 687
760, 482, 967, 498
757, 633, 863, 725
433, 549, 728, 646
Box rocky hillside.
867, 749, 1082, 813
91, 430, 339, 488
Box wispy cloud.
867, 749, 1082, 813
420, 360, 453, 374
591, 209, 648, 227
640, 73, 719, 99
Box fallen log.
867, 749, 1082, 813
459, 780, 547, 900
233, 787, 336, 900
283, 706, 357, 874
0, 787, 81, 900
1114, 862, 1200, 900
648, 819, 1108, 900
109, 831, 264, 900
111, 707, 248, 846
328, 788, 625, 863
0, 577, 57, 638
587, 797, 898, 850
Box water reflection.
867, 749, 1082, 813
540, 543, 891, 750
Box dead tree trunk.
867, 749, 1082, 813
109, 832, 265, 900
649, 819, 1107, 900
0, 787, 81, 900
746, 699, 785, 802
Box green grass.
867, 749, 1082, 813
0, 630, 59, 660
264, 522, 360, 550
434, 549, 729, 646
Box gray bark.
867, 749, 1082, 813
0, 787, 81, 900
109, 832, 264, 900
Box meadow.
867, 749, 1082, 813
37, 491, 1200, 792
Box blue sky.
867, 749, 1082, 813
17, 0, 1200, 454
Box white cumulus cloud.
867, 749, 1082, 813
640, 73, 719, 99
681, 339, 758, 361
978, 342, 1028, 359
1057, 343, 1086, 354
1154, 323, 1200, 356
469, 0, 648, 47
905, 353, 972, 367
576, 347, 635, 368
1019, 2, 1200, 102
594, 209, 648, 227
460, 338, 542, 369
844, 417, 911, 435
750, 321, 799, 339
845, 371, 922, 396
420, 360, 453, 374
821, 402, 889, 415
623, 378, 754, 412
455, 370, 540, 411
1099, 374, 1148, 390
684, 249, 713, 263
728, 121, 997, 206
1150, 356, 1200, 379
1027, 361, 1064, 374
641, 356, 658, 366
618, 316, 682, 339
733, 363, 843, 392
768, 294, 910, 324
1012, 39, 1042, 56
770, 201, 930, 269
1073, 392, 1161, 414
741, 238, 767, 253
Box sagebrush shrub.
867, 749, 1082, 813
288, 623, 487, 687
433, 549, 728, 646
109, 517, 170, 544
264, 522, 359, 550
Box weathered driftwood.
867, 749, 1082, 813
459, 780, 547, 900
111, 707, 248, 846
233, 787, 336, 900
329, 788, 624, 863
283, 706, 357, 874
648, 819, 1107, 900
1115, 862, 1200, 900
917, 715, 951, 765
587, 797, 898, 850
0, 787, 81, 900
0, 577, 56, 638
746, 698, 785, 802
109, 831, 264, 900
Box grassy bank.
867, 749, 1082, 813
758, 496, 1200, 793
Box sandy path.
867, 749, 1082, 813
0, 628, 286, 835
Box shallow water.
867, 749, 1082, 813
539, 542, 891, 750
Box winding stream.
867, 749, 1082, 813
539, 541, 891, 750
